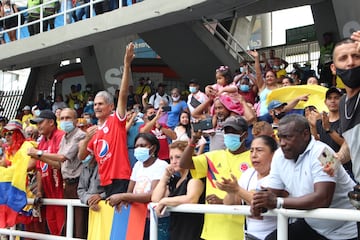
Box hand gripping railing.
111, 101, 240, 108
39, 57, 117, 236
148, 203, 360, 240
202, 17, 255, 72
0, 198, 87, 240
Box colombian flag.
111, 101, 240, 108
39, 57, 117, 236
0, 141, 36, 228
266, 85, 328, 112
88, 201, 147, 240
205, 155, 219, 188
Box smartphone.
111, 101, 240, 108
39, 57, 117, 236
162, 106, 172, 112
318, 147, 339, 170
192, 118, 213, 132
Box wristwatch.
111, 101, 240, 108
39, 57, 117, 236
325, 129, 333, 134
37, 150, 43, 158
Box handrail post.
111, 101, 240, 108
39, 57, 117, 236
9, 226, 15, 240
148, 203, 158, 240
64, 0, 67, 25
17, 12, 21, 39
40, 5, 43, 33
66, 201, 74, 238
89, 0, 93, 19
277, 210, 288, 240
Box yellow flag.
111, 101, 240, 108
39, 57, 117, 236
266, 85, 328, 112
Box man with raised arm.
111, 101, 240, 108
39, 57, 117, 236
330, 32, 360, 185
78, 43, 135, 197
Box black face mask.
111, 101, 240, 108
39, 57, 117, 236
336, 66, 360, 88
274, 112, 286, 120
148, 114, 156, 121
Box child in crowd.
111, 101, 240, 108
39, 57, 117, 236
205, 66, 245, 128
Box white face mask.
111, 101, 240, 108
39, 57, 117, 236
172, 96, 180, 102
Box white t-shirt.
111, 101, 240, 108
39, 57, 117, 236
187, 91, 208, 115
239, 168, 277, 240
131, 159, 168, 194
148, 93, 171, 109
268, 138, 357, 239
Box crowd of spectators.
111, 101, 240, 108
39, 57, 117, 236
0, 0, 144, 43
0, 31, 360, 240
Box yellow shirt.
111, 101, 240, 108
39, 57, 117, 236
22, 114, 33, 129
135, 85, 151, 95
191, 150, 252, 240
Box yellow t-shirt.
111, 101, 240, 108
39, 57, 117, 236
276, 69, 287, 79
22, 113, 33, 129
191, 150, 252, 240
135, 85, 151, 95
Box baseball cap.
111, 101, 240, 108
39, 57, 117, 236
326, 87, 343, 99
3, 119, 25, 137
22, 105, 31, 111
268, 100, 287, 111
4, 119, 23, 131
223, 116, 248, 132
189, 79, 199, 85
30, 109, 56, 124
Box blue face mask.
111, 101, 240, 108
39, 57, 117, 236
87, 101, 94, 106
82, 154, 93, 164
60, 121, 75, 133
134, 147, 151, 162
224, 133, 242, 151
239, 84, 250, 92
189, 86, 197, 93
239, 67, 244, 73
34, 109, 41, 117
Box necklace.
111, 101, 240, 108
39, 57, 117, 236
345, 92, 360, 120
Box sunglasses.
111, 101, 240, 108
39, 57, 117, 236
3, 131, 14, 137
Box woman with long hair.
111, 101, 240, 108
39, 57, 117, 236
152, 141, 205, 240
173, 111, 206, 155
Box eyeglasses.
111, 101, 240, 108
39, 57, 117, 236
3, 131, 13, 137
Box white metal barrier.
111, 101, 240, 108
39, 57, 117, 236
1, 200, 359, 239
148, 203, 360, 240
0, 0, 127, 40
0, 198, 87, 240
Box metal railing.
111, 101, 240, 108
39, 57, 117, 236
202, 17, 256, 72
148, 203, 360, 240
0, 89, 24, 119
0, 198, 87, 240
0, 0, 126, 40
1, 199, 359, 240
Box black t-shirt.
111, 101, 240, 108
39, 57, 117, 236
316, 119, 341, 152
316, 118, 353, 174
339, 92, 360, 181
167, 173, 205, 240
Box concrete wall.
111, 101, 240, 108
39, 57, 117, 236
21, 64, 59, 107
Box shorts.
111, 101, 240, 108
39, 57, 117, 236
4, 16, 18, 29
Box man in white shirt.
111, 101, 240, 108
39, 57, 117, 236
148, 83, 171, 109
251, 114, 357, 240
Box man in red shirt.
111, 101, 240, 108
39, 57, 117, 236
78, 43, 134, 197
28, 109, 65, 236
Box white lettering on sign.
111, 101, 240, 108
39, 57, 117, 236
249, 39, 262, 48
105, 67, 123, 85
